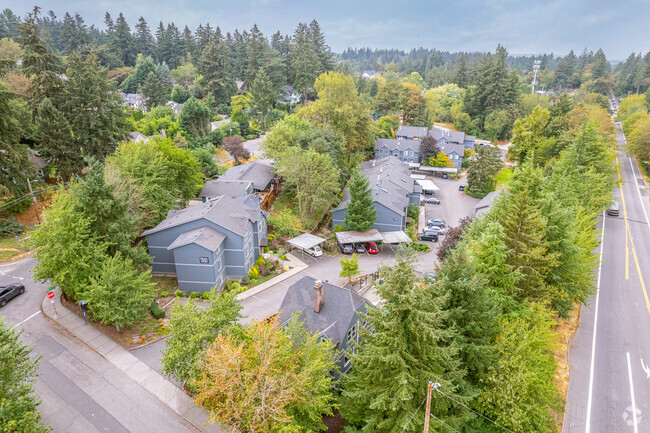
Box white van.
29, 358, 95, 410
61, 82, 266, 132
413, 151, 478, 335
305, 245, 323, 257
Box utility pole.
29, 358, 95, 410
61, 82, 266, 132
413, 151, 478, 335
531, 60, 541, 94
26, 178, 40, 223
423, 381, 433, 433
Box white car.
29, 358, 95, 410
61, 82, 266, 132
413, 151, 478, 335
305, 245, 323, 257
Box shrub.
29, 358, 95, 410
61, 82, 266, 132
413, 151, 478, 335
409, 242, 431, 252
268, 209, 301, 237
256, 255, 266, 266
268, 233, 276, 241
249, 266, 259, 279
258, 263, 270, 276
241, 276, 250, 285
189, 291, 198, 298
175, 290, 183, 297
150, 301, 165, 319
159, 290, 169, 298
202, 291, 210, 300
0, 218, 25, 236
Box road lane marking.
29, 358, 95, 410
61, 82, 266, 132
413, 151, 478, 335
11, 311, 41, 329
585, 210, 606, 433
617, 158, 650, 315
626, 224, 630, 280
627, 352, 639, 433
641, 359, 650, 379
627, 156, 650, 231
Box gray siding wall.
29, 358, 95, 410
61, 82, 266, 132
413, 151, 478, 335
335, 303, 368, 377
146, 218, 252, 281
332, 202, 405, 232
409, 193, 421, 205
172, 243, 226, 292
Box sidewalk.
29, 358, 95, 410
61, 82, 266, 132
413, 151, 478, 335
236, 252, 307, 301
41, 289, 226, 433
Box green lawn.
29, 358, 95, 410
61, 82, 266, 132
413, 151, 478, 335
494, 168, 514, 189
0, 235, 30, 262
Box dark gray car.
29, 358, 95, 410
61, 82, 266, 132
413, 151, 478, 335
0, 284, 25, 307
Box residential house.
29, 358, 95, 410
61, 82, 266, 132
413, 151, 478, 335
394, 125, 476, 170
235, 80, 246, 94
473, 190, 504, 216
199, 180, 254, 200
278, 276, 370, 375
166, 101, 184, 115
141, 194, 268, 292
120, 92, 145, 111
128, 127, 166, 143
361, 70, 378, 79
332, 156, 421, 232
278, 85, 301, 104
375, 138, 420, 164
200, 159, 280, 210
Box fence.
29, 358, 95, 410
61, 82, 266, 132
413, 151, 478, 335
344, 271, 380, 295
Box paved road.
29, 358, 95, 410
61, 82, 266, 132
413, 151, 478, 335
564, 123, 650, 432
0, 257, 198, 432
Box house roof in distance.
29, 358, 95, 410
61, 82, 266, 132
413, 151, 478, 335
396, 125, 429, 139
375, 138, 421, 153
167, 226, 226, 252
200, 180, 253, 198
218, 159, 275, 191
278, 276, 367, 345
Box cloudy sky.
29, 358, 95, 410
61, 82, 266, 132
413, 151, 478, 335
11, 0, 650, 59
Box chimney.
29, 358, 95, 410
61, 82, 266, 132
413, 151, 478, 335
314, 280, 324, 313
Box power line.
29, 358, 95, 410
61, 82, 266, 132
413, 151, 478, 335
429, 413, 462, 433
400, 396, 427, 433
434, 387, 515, 433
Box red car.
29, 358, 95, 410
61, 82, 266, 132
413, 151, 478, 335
365, 242, 379, 254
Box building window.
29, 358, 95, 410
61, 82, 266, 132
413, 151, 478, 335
344, 324, 359, 365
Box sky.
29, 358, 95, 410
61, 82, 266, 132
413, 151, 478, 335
8, 0, 650, 60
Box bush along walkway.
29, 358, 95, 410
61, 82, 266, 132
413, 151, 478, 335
41, 288, 226, 433
236, 253, 308, 301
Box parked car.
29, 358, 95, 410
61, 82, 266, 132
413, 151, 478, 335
354, 243, 366, 254
419, 232, 439, 242
426, 218, 445, 228
0, 284, 25, 307
305, 245, 322, 257
425, 197, 441, 205
365, 242, 379, 254
340, 243, 354, 254
441, 174, 449, 179
425, 227, 445, 236
458, 185, 466, 191
607, 201, 620, 216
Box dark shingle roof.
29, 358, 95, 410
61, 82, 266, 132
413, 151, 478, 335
335, 157, 416, 215
218, 160, 275, 191
200, 180, 253, 198
141, 194, 263, 237
167, 226, 226, 251
278, 276, 367, 345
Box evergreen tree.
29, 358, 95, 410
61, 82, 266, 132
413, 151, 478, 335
341, 250, 471, 432
244, 24, 268, 86
308, 20, 333, 74
437, 248, 499, 387
181, 25, 196, 60
199, 41, 235, 106
250, 68, 277, 129
291, 22, 319, 102
496, 159, 557, 302
141, 71, 168, 111
60, 53, 128, 170
134, 16, 154, 58
553, 50, 576, 89
120, 55, 156, 93
17, 12, 61, 114
0, 82, 35, 197
0, 318, 49, 433
453, 53, 469, 88
179, 97, 211, 137
343, 169, 376, 231
35, 97, 77, 178
111, 12, 136, 67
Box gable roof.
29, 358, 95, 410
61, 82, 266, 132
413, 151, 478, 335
141, 194, 264, 238
335, 156, 416, 215
375, 138, 421, 153
278, 276, 367, 345
396, 126, 429, 139
218, 159, 275, 191
200, 180, 253, 198
438, 142, 466, 158
167, 226, 226, 252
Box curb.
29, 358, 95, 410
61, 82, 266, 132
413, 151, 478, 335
41, 289, 226, 433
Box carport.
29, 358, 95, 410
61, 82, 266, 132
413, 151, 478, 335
288, 233, 326, 259
380, 231, 412, 252
415, 179, 440, 195
335, 229, 384, 246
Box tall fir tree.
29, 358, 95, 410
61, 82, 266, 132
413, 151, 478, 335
141, 71, 168, 111
308, 20, 333, 74
291, 22, 319, 102
341, 250, 471, 433
250, 68, 277, 129
343, 169, 376, 231
134, 16, 155, 58
35, 97, 78, 178
199, 41, 235, 106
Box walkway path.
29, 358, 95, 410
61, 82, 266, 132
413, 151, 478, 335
41, 288, 226, 433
